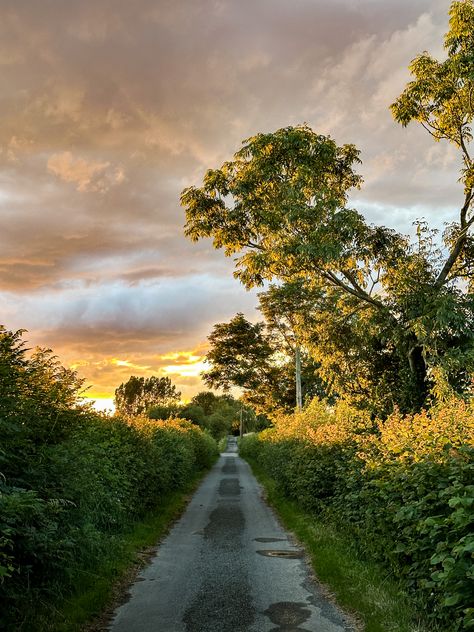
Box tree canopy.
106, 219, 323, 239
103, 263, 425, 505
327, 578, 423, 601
202, 312, 326, 413
181, 1, 474, 413
114, 375, 181, 416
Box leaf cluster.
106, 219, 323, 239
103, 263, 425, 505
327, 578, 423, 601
115, 374, 181, 416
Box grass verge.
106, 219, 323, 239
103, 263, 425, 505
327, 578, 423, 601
36, 468, 212, 632
245, 457, 438, 632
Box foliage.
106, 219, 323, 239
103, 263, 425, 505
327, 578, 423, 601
202, 314, 274, 391
147, 402, 181, 420
0, 327, 217, 629
114, 375, 181, 416
178, 391, 265, 441
247, 459, 438, 632
202, 312, 326, 413
240, 397, 474, 631
152, 390, 266, 439
181, 1, 474, 415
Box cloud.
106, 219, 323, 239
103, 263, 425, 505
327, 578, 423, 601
47, 151, 125, 192
0, 0, 461, 398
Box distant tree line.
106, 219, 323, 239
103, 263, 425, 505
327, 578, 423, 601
114, 376, 267, 438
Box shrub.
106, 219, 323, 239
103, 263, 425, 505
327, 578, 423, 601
240, 396, 474, 631
0, 327, 218, 629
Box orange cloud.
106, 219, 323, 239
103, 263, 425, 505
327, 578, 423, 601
47, 151, 125, 192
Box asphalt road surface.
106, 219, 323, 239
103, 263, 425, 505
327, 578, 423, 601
109, 437, 355, 632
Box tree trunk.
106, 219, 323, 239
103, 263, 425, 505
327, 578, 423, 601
295, 345, 302, 411
407, 344, 428, 409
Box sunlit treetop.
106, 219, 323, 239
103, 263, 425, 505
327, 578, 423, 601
391, 0, 474, 291
181, 1, 474, 412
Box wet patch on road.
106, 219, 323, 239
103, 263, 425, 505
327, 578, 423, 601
218, 477, 240, 496
204, 503, 245, 547
222, 458, 237, 475
183, 576, 255, 632
257, 549, 304, 559
254, 537, 287, 543
184, 476, 255, 632
264, 601, 312, 631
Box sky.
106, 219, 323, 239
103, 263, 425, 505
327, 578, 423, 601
0, 0, 463, 410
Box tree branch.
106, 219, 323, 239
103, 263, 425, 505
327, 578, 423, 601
435, 189, 474, 288
459, 126, 472, 163
321, 268, 387, 311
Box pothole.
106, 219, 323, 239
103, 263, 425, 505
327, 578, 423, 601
256, 549, 303, 559
264, 601, 311, 628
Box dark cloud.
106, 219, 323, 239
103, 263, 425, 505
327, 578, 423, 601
0, 0, 460, 400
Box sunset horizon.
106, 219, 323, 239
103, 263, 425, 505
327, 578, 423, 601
0, 0, 460, 408
2, 2, 473, 630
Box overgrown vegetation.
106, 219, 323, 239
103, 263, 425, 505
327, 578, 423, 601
181, 0, 474, 415
182, 8, 474, 626
0, 326, 218, 629
148, 389, 269, 439
246, 459, 437, 632
240, 398, 474, 631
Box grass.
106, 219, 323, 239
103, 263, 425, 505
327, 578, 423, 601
245, 457, 438, 632
217, 435, 229, 452
33, 469, 211, 632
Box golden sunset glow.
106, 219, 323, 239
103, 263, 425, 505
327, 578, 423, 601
110, 359, 152, 371
161, 351, 207, 378
71, 348, 209, 409
0, 0, 456, 413
86, 397, 115, 413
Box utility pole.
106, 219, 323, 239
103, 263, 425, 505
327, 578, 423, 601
239, 405, 244, 438
295, 344, 302, 411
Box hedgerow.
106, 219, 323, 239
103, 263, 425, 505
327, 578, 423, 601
240, 398, 474, 631
0, 327, 218, 629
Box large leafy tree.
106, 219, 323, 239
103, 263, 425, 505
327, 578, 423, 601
202, 312, 324, 413
181, 2, 474, 412
257, 280, 329, 409
202, 313, 277, 411
114, 375, 181, 416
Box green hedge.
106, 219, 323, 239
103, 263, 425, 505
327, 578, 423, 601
239, 400, 474, 631
0, 327, 218, 628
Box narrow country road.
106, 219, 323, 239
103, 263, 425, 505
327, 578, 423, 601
109, 437, 355, 632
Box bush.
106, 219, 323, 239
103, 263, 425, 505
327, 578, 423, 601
240, 397, 474, 631
0, 327, 218, 629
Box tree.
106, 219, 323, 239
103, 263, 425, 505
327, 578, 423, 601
202, 312, 325, 413
202, 313, 285, 412
181, 6, 474, 413
184, 391, 259, 438
203, 313, 274, 391
114, 375, 181, 416
391, 0, 474, 292
0, 326, 88, 489
147, 402, 180, 420
177, 403, 206, 426
258, 280, 329, 409
190, 391, 221, 415
180, 126, 422, 409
